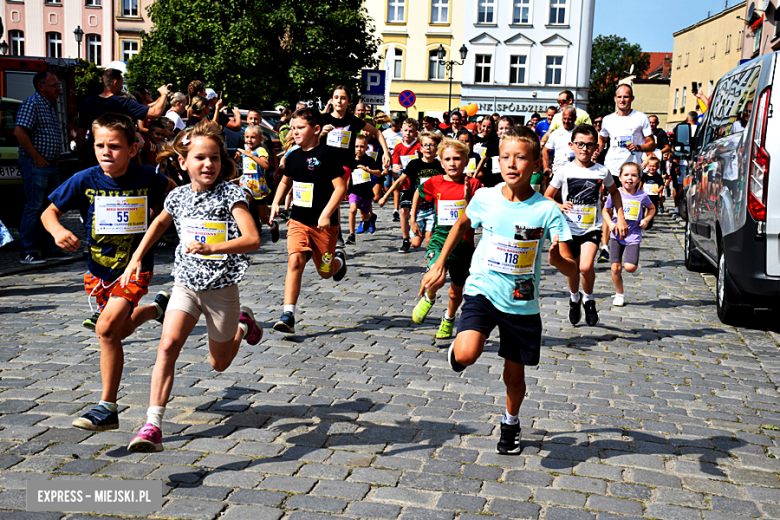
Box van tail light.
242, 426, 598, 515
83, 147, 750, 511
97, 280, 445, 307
748, 87, 771, 222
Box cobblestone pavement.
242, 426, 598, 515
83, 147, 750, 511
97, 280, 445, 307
1, 202, 780, 520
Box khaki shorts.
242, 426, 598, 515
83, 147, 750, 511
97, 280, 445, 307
286, 219, 338, 274
167, 283, 240, 342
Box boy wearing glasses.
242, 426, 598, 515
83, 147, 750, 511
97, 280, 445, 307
544, 124, 628, 327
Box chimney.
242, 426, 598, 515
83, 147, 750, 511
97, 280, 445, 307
662, 54, 672, 78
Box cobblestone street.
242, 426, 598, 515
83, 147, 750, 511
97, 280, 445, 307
1, 203, 780, 520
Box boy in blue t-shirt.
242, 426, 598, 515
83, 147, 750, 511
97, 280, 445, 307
42, 113, 173, 432
420, 127, 577, 455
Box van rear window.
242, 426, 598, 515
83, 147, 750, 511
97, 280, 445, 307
0, 102, 19, 148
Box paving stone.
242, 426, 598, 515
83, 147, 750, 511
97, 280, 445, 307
344, 501, 401, 519
158, 498, 225, 520
219, 506, 282, 520
488, 498, 541, 519
285, 494, 347, 513
435, 493, 486, 512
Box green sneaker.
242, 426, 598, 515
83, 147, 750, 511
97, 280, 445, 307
436, 316, 455, 339
412, 296, 435, 324
83, 311, 100, 331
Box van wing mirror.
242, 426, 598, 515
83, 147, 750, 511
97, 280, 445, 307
672, 122, 691, 158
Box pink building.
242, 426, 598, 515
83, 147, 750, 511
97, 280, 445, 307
1, 0, 154, 64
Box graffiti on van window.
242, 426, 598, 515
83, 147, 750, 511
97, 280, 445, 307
707, 65, 761, 140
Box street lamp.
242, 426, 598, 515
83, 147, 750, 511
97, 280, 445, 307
437, 43, 468, 114
0, 41, 8, 56
73, 26, 84, 60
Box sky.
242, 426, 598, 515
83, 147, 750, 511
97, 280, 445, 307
593, 0, 747, 53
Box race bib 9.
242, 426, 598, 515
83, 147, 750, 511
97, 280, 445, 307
437, 199, 467, 226
292, 181, 314, 208
95, 196, 147, 234
326, 129, 351, 149
181, 219, 227, 260
482, 234, 539, 276
566, 205, 597, 229
351, 168, 371, 185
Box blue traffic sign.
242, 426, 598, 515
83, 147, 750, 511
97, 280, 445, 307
361, 70, 386, 96
399, 90, 416, 108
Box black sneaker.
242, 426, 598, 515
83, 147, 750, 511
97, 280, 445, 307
153, 291, 170, 324
568, 297, 582, 325
584, 299, 599, 326
597, 247, 610, 263
393, 210, 400, 222
345, 233, 356, 245
270, 221, 280, 243
336, 233, 345, 250
72, 404, 119, 431
398, 238, 411, 253
273, 311, 296, 334
20, 252, 46, 265
333, 250, 347, 282
447, 344, 466, 373
42, 249, 72, 261
278, 209, 290, 222
496, 422, 522, 455
82, 311, 100, 331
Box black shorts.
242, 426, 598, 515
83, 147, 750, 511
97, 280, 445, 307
609, 239, 640, 266
400, 188, 415, 208
458, 294, 542, 366
568, 230, 602, 260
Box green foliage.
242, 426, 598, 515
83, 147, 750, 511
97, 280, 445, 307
73, 59, 104, 106
589, 35, 650, 117
126, 0, 381, 109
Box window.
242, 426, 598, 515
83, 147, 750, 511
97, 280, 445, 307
549, 0, 567, 25
87, 34, 101, 66
387, 0, 405, 23
509, 55, 527, 84
738, 30, 743, 51
545, 56, 563, 85
513, 0, 531, 24
122, 0, 138, 17
9, 30, 24, 57
674, 89, 679, 111
712, 43, 717, 59
754, 26, 762, 53
45, 0, 62, 4
684, 52, 689, 67
387, 47, 403, 79
677, 55, 681, 69
726, 34, 732, 54
477, 0, 495, 24
681, 86, 687, 110
699, 47, 705, 62
121, 40, 139, 62
46, 32, 62, 58
431, 0, 448, 23
429, 50, 446, 79
474, 54, 492, 83
85, 0, 101, 6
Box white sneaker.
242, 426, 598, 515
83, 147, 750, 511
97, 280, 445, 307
612, 294, 625, 307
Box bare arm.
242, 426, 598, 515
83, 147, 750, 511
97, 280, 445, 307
270, 175, 293, 220
379, 173, 408, 205
317, 176, 347, 230
238, 149, 270, 170
548, 234, 578, 278
419, 211, 472, 295
363, 123, 391, 169
185, 202, 260, 256
145, 85, 171, 119
607, 183, 628, 239
410, 189, 422, 237
41, 204, 80, 251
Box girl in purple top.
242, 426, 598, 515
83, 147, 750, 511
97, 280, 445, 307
603, 163, 656, 307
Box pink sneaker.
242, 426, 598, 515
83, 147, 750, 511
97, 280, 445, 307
239, 306, 263, 345
127, 423, 163, 453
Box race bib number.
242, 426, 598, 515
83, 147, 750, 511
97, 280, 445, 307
242, 155, 258, 173
645, 183, 660, 196
437, 199, 467, 226
326, 129, 351, 149
566, 205, 597, 229
466, 157, 477, 175
474, 144, 487, 158
292, 181, 314, 208
181, 219, 227, 260
351, 168, 371, 185
617, 135, 633, 149
386, 135, 400, 150
532, 184, 541, 192
95, 196, 147, 234
491, 156, 501, 174
623, 200, 641, 221
482, 234, 539, 276
366, 149, 378, 159
400, 154, 417, 170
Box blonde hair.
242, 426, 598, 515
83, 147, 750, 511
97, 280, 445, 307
244, 125, 265, 143
499, 126, 540, 162
157, 120, 237, 182
619, 161, 641, 176
188, 95, 208, 115
419, 131, 442, 147
437, 137, 469, 161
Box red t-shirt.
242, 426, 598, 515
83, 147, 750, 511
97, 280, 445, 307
420, 175, 482, 245
392, 140, 421, 189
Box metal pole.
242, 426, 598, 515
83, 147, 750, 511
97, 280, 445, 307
448, 67, 453, 114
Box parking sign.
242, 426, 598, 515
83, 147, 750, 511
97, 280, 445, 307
361, 70, 386, 105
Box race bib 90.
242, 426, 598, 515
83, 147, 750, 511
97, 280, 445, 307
95, 196, 147, 234
437, 199, 466, 226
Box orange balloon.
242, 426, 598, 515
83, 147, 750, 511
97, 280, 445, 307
460, 106, 468, 111
466, 103, 479, 116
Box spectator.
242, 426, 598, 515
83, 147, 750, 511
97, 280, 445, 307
274, 107, 291, 133
422, 116, 442, 136
14, 71, 70, 264
354, 103, 368, 119
461, 109, 476, 132
438, 111, 451, 134
541, 90, 591, 146
186, 80, 206, 119
648, 115, 670, 156
527, 113, 541, 129
536, 106, 557, 140
491, 112, 500, 124
165, 92, 187, 132
206, 91, 241, 132
445, 111, 466, 137
185, 96, 210, 128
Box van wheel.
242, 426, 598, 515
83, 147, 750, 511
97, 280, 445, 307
716, 245, 751, 325
684, 220, 709, 272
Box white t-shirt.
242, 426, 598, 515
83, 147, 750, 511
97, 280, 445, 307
600, 110, 653, 176
544, 127, 575, 174
382, 128, 402, 153
550, 161, 614, 236
165, 110, 186, 131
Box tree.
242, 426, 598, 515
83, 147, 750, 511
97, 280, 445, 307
589, 35, 650, 117
126, 0, 381, 109
73, 59, 104, 107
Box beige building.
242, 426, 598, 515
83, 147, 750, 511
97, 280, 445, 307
619, 77, 671, 128
667, 2, 746, 130
363, 0, 465, 117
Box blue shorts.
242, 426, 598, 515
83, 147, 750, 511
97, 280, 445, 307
416, 208, 436, 233
458, 294, 542, 366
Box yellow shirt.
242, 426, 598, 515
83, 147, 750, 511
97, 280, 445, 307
547, 107, 592, 135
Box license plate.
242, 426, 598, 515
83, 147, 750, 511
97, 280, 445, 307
0, 166, 20, 179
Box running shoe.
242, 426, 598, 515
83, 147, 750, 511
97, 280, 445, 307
412, 296, 434, 324
597, 246, 610, 263
19, 253, 46, 265
273, 312, 296, 334
568, 297, 582, 325
447, 343, 466, 373
612, 294, 625, 307
436, 316, 455, 339
336, 233, 345, 249
393, 210, 400, 222
368, 213, 377, 234
333, 251, 347, 282
356, 221, 365, 234
153, 291, 170, 325
128, 423, 163, 453
83, 311, 100, 331
496, 422, 522, 455
270, 221, 280, 243
398, 238, 411, 253
239, 306, 263, 345
584, 300, 599, 326
345, 233, 356, 245
72, 404, 119, 431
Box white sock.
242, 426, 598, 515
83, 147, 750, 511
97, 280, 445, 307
238, 322, 248, 338
503, 411, 519, 425
146, 406, 165, 429
615, 292, 624, 297
582, 292, 595, 302
284, 304, 296, 315
601, 244, 609, 252
443, 313, 453, 321
570, 292, 581, 303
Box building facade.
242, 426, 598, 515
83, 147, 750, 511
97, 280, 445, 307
363, 0, 466, 118
458, 0, 595, 124
1, 0, 153, 64
667, 2, 745, 130
618, 53, 671, 127
740, 0, 780, 60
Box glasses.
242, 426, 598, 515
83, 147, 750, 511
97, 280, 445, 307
572, 142, 598, 150
593, 120, 602, 125
42, 82, 61, 88
557, 99, 568, 105
421, 143, 437, 148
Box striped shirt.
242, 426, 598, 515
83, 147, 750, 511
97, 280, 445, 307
16, 92, 61, 161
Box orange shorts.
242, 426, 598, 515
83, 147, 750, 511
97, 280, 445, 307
84, 271, 151, 312
286, 219, 338, 274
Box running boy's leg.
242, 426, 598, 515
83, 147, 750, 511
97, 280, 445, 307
578, 241, 598, 296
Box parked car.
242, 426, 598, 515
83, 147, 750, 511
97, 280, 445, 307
672, 54, 778, 324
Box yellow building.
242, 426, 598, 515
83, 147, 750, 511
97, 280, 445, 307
363, 0, 465, 118
666, 2, 746, 130
619, 78, 671, 128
